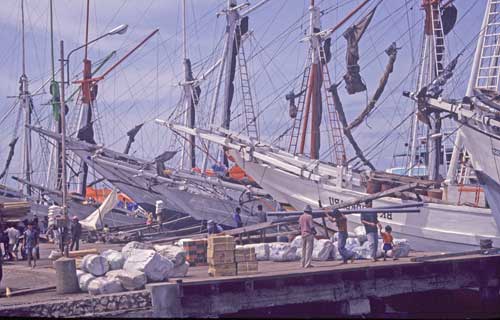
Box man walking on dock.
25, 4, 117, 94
23, 222, 38, 268
233, 207, 243, 228
299, 205, 315, 268
361, 201, 381, 262
70, 216, 82, 251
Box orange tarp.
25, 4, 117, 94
85, 187, 133, 204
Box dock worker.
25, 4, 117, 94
328, 209, 355, 264
207, 220, 223, 235
256, 204, 267, 240
70, 216, 82, 251
361, 200, 381, 262
299, 205, 315, 268
23, 222, 38, 268
233, 207, 243, 228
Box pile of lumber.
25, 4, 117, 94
235, 247, 258, 275
207, 235, 237, 277
0, 199, 30, 220
183, 239, 208, 266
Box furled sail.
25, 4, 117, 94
155, 150, 178, 176
310, 63, 323, 159
223, 16, 249, 129
347, 42, 399, 131
329, 83, 375, 170
124, 123, 144, 155
0, 138, 18, 180
343, 7, 377, 95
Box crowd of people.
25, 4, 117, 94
0, 214, 85, 268
0, 215, 43, 268
299, 200, 398, 268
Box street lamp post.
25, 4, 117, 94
64, 24, 128, 85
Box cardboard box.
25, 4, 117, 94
234, 247, 256, 262
207, 250, 235, 265
237, 261, 258, 275
208, 263, 237, 277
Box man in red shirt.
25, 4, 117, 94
299, 205, 315, 268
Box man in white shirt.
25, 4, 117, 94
5, 224, 20, 261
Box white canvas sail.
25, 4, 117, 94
80, 188, 119, 230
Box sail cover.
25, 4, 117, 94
80, 188, 118, 230
343, 7, 377, 95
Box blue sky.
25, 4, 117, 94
0, 0, 487, 191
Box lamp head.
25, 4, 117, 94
108, 24, 128, 36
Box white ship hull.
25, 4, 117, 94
227, 148, 500, 252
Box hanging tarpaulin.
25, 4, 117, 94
323, 38, 332, 64
77, 121, 96, 145
343, 6, 378, 95
80, 188, 119, 230
0, 138, 18, 180
347, 42, 399, 131
441, 3, 458, 35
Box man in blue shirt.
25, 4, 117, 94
233, 207, 243, 228
207, 220, 223, 235
360, 200, 381, 262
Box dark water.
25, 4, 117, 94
220, 289, 500, 319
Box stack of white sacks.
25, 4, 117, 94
77, 241, 190, 295
233, 228, 411, 263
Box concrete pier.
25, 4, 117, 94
53, 257, 79, 294
147, 253, 500, 317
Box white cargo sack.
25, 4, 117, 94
121, 241, 154, 259
354, 226, 367, 244
82, 254, 110, 276
154, 245, 186, 267
76, 269, 85, 278
290, 235, 302, 249
312, 239, 333, 261
48, 250, 62, 260
123, 249, 173, 282
352, 240, 383, 259
269, 242, 299, 262
168, 261, 190, 278
88, 277, 124, 295
101, 249, 125, 270
78, 273, 96, 292
242, 243, 270, 261
106, 269, 147, 291
393, 239, 411, 257
345, 237, 361, 250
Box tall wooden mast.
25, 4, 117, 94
20, 0, 32, 196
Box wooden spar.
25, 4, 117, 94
84, 0, 90, 60
299, 62, 315, 154
310, 63, 319, 159
74, 29, 160, 85
325, 0, 371, 36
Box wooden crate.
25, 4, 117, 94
207, 250, 235, 265
208, 263, 237, 277
234, 247, 256, 263
237, 261, 258, 275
